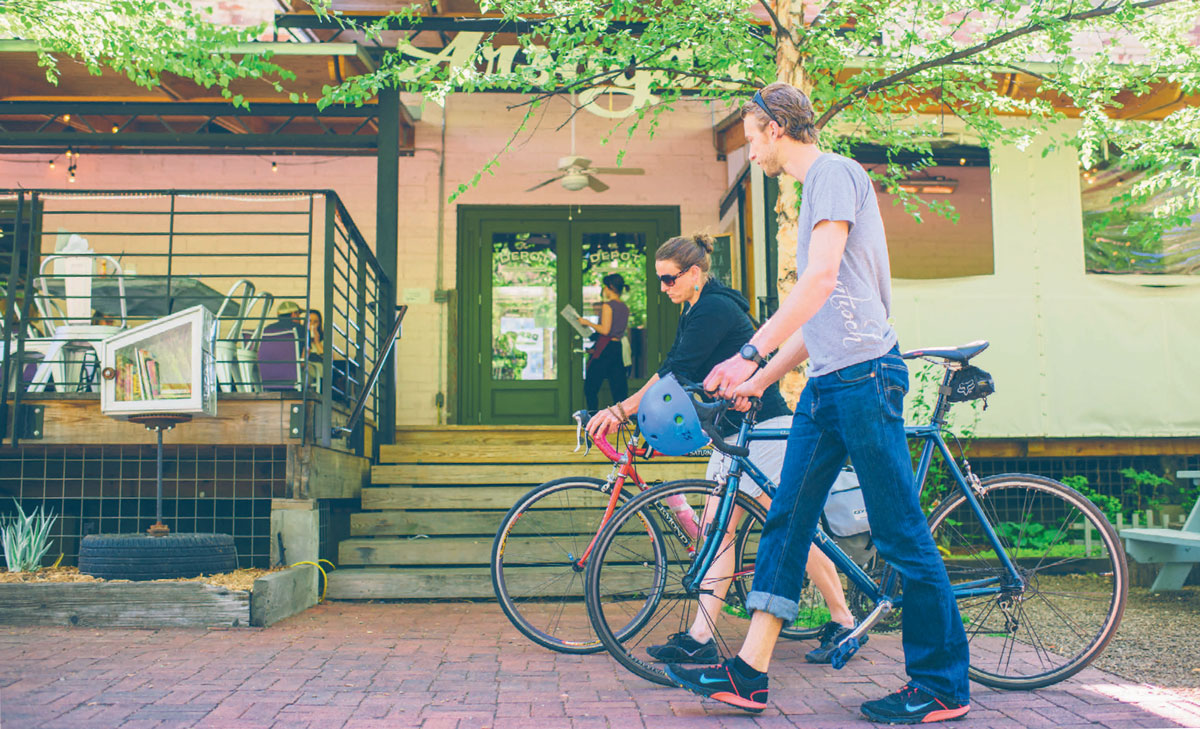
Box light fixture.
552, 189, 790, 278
48, 159, 55, 170
111, 125, 119, 133
897, 176, 957, 194
63, 113, 70, 123
271, 161, 278, 173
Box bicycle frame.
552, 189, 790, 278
682, 368, 1025, 614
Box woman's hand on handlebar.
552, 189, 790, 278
704, 353, 759, 400
586, 406, 625, 440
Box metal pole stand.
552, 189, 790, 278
127, 414, 192, 537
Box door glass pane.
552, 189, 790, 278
492, 232, 557, 381
582, 232, 647, 378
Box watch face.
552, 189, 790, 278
740, 344, 758, 360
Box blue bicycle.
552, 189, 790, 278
584, 342, 1128, 691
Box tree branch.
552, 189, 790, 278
813, 0, 1184, 128
758, 0, 796, 49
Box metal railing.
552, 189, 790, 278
0, 189, 394, 455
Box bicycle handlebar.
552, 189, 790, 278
673, 377, 757, 459
572, 409, 623, 462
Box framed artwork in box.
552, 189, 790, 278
100, 304, 217, 417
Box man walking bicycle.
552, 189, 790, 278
665, 83, 971, 723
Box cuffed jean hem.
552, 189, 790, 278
907, 679, 970, 706
746, 590, 799, 622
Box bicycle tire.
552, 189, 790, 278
586, 479, 783, 686
490, 476, 665, 654
927, 473, 1128, 690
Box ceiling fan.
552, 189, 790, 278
526, 154, 645, 192
526, 99, 645, 192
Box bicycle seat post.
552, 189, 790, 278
931, 365, 956, 426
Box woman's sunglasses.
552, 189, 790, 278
658, 271, 685, 286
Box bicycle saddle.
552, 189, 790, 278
901, 340, 989, 364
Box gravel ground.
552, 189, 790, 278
1096, 584, 1200, 700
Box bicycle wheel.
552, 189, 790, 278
586, 479, 776, 686
491, 476, 663, 654
927, 473, 1128, 690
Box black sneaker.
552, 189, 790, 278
665, 659, 768, 714
805, 621, 868, 664
646, 632, 719, 663
860, 684, 969, 724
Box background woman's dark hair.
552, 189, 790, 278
601, 273, 627, 295
655, 233, 713, 274
307, 309, 324, 341
740, 82, 819, 144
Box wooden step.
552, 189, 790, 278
338, 534, 653, 566
394, 426, 579, 447
327, 565, 658, 600
371, 462, 708, 486
378, 443, 710, 465
351, 507, 615, 536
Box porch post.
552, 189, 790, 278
376, 88, 399, 446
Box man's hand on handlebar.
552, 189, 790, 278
704, 353, 759, 400
729, 376, 766, 412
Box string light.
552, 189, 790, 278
63, 113, 70, 123
48, 159, 55, 170
111, 124, 119, 133
271, 161, 278, 173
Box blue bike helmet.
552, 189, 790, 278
638, 374, 710, 456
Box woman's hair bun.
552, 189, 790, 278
693, 234, 714, 254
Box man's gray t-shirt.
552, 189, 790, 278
796, 153, 897, 377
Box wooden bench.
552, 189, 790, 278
1120, 471, 1200, 592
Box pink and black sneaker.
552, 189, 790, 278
860, 684, 970, 724
665, 658, 768, 714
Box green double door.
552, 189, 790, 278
458, 206, 680, 424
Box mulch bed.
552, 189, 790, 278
0, 566, 277, 592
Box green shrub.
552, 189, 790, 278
0, 499, 58, 572
1062, 475, 1121, 525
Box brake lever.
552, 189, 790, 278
572, 410, 592, 456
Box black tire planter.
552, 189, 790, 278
78, 533, 238, 581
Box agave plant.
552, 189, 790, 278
0, 499, 58, 572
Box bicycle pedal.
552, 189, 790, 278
830, 637, 860, 670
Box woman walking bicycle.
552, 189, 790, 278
587, 233, 863, 664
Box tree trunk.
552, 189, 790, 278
773, 0, 810, 405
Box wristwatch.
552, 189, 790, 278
739, 343, 766, 368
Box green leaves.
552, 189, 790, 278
0, 499, 58, 573
0, 0, 288, 98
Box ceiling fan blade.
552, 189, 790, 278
586, 174, 610, 193
590, 167, 645, 175
526, 174, 566, 192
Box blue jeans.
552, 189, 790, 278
746, 347, 970, 704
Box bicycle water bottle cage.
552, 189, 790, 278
944, 365, 995, 403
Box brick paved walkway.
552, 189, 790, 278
2, 602, 1199, 729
